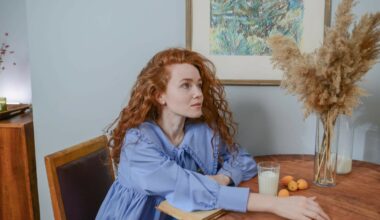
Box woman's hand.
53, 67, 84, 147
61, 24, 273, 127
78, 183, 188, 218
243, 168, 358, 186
206, 174, 231, 186
247, 193, 330, 220
272, 196, 330, 220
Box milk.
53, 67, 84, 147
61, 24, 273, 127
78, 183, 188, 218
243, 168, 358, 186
258, 170, 279, 196
337, 155, 352, 174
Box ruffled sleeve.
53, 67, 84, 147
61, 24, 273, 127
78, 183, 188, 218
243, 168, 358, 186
217, 142, 258, 186
123, 129, 250, 212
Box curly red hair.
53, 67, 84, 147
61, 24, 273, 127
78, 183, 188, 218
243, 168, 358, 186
109, 48, 237, 164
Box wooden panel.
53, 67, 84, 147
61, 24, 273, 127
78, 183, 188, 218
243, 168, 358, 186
220, 154, 380, 220
24, 122, 40, 220
0, 112, 39, 220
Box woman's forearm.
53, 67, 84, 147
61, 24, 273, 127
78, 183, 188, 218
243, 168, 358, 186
207, 174, 231, 186
247, 193, 276, 212
246, 193, 330, 220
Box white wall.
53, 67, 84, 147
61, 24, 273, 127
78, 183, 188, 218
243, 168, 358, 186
25, 0, 185, 219
0, 0, 31, 103
0, 0, 377, 219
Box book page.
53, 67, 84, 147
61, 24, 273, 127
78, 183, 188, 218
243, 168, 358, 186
156, 200, 226, 220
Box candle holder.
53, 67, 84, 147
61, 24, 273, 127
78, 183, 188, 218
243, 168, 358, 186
0, 97, 7, 112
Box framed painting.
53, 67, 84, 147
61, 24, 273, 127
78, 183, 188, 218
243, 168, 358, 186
186, 0, 331, 85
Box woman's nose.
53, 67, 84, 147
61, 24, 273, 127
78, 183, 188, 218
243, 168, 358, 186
193, 86, 203, 98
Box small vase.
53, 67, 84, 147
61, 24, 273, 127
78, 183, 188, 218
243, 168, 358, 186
0, 97, 7, 112
314, 114, 339, 187
336, 115, 354, 174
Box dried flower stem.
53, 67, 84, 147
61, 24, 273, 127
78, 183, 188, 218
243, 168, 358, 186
268, 0, 380, 186
315, 113, 337, 185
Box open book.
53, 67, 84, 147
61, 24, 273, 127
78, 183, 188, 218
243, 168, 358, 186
156, 200, 226, 220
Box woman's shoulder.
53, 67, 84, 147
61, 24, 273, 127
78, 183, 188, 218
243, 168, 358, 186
124, 121, 215, 147
124, 121, 162, 145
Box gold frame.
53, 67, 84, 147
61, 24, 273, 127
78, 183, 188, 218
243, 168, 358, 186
186, 0, 331, 86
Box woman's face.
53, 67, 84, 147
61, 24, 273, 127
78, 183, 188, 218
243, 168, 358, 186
158, 63, 203, 119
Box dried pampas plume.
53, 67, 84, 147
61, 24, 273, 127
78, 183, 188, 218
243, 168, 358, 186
268, 0, 379, 120
267, 0, 380, 185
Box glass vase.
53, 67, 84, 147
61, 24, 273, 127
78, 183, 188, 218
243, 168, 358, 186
336, 115, 354, 174
0, 97, 7, 112
314, 114, 339, 187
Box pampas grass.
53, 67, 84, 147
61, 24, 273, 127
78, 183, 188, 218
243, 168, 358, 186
268, 0, 380, 185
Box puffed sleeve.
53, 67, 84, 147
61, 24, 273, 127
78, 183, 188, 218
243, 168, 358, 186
217, 142, 258, 186
123, 130, 250, 212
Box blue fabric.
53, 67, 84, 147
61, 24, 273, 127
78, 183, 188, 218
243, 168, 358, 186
96, 121, 257, 220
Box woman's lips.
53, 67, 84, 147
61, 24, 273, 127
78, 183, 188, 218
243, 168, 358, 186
191, 103, 202, 107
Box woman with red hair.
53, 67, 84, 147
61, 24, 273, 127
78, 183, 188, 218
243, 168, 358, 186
96, 48, 329, 220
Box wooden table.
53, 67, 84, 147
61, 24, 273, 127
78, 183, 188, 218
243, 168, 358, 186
220, 155, 380, 220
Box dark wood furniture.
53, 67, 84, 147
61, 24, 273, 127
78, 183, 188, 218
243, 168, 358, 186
45, 135, 114, 220
0, 111, 39, 220
220, 154, 380, 220
0, 104, 31, 120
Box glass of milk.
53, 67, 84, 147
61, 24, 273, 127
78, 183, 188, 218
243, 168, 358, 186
258, 161, 280, 196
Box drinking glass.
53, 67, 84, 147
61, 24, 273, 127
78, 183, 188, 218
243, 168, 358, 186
258, 161, 280, 196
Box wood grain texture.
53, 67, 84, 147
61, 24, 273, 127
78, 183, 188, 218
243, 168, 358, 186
0, 112, 39, 220
220, 154, 380, 220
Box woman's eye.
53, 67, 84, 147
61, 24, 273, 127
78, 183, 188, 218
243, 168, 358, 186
181, 83, 190, 89
197, 83, 203, 88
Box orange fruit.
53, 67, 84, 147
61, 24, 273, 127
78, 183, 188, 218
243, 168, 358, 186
297, 179, 308, 190
278, 189, 290, 197
287, 180, 298, 191
280, 175, 294, 186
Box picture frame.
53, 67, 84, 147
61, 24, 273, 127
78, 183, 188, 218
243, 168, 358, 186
186, 0, 331, 86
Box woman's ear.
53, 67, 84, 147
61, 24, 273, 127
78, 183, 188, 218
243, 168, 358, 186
156, 93, 166, 105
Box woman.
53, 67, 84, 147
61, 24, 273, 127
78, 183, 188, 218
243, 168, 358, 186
96, 48, 330, 220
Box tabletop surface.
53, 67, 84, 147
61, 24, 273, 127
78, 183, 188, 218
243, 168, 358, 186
219, 154, 380, 220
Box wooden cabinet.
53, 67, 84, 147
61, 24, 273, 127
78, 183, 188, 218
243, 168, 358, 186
0, 112, 39, 220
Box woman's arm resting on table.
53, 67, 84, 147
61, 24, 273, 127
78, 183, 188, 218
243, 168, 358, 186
207, 174, 231, 186
123, 130, 249, 212
247, 193, 330, 220
217, 144, 258, 186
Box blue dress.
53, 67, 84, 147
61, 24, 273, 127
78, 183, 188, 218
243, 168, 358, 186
96, 121, 257, 220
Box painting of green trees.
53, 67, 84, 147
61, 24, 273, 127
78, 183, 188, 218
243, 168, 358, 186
210, 0, 304, 56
